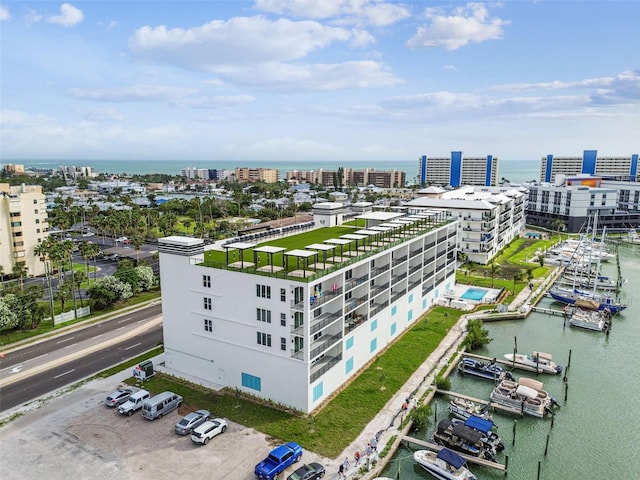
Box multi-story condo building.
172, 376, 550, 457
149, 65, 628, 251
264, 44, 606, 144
159, 205, 457, 413
540, 150, 639, 183
234, 167, 280, 183
59, 165, 96, 180
286, 168, 406, 188
3, 164, 25, 174
0, 183, 49, 277
418, 153, 499, 187
526, 175, 640, 233
406, 186, 526, 264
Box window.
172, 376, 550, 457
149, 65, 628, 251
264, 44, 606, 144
313, 382, 323, 402
256, 308, 271, 323
202, 275, 211, 288
370, 319, 377, 331
345, 357, 354, 374
390, 322, 397, 335
280, 288, 286, 302
408, 294, 414, 303
256, 284, 271, 298
408, 310, 413, 321
345, 269, 353, 280
241, 372, 261, 391
391, 305, 397, 316
33, 199, 38, 204
281, 337, 287, 351
204, 297, 212, 310
370, 338, 377, 353
280, 313, 286, 327
294, 337, 304, 353
204, 319, 212, 332
257, 332, 272, 347
345, 336, 354, 350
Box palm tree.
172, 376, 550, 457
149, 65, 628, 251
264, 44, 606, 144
12, 262, 28, 292
489, 261, 500, 288
512, 270, 525, 294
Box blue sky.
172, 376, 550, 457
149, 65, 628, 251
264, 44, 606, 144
1, 1, 638, 162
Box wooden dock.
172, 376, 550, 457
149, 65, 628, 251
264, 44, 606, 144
436, 389, 524, 417
531, 306, 568, 317
401, 437, 506, 471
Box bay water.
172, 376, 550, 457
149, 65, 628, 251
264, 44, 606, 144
380, 243, 640, 480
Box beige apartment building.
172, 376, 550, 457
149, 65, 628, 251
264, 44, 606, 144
0, 183, 49, 278
286, 168, 406, 188
234, 167, 280, 183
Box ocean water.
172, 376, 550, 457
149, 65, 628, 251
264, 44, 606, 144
9, 159, 541, 185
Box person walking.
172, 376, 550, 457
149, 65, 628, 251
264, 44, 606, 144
338, 463, 345, 478
371, 435, 378, 453
354, 450, 361, 465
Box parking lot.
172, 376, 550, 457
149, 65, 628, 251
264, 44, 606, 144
0, 375, 331, 480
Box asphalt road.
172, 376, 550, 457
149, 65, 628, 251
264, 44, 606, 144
0, 303, 163, 412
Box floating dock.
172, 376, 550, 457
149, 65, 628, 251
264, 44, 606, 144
436, 389, 525, 417
460, 351, 554, 375
401, 437, 507, 471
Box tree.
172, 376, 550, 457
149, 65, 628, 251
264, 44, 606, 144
512, 270, 525, 294
461, 319, 492, 350
489, 261, 500, 288
406, 403, 432, 432
11, 262, 28, 292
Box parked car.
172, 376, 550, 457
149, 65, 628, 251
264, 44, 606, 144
190, 418, 227, 445
174, 409, 211, 435
287, 463, 325, 480
105, 388, 134, 407
118, 389, 150, 416
141, 391, 183, 420
255, 442, 303, 480
115, 236, 128, 244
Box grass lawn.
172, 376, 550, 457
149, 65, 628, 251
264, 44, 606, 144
132, 306, 461, 459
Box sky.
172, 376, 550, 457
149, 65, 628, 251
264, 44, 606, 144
0, 1, 638, 163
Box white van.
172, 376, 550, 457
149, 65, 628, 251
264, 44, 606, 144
118, 389, 151, 416
141, 391, 183, 420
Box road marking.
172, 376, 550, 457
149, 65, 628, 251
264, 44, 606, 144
11, 365, 23, 373
56, 337, 75, 344
124, 343, 142, 350
64, 343, 78, 349
117, 317, 132, 324
54, 369, 75, 379
115, 326, 126, 331
25, 353, 49, 363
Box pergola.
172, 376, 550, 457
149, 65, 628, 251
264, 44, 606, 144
253, 245, 286, 273
305, 243, 336, 268
223, 241, 256, 269
340, 233, 367, 255
285, 249, 318, 278
324, 238, 353, 260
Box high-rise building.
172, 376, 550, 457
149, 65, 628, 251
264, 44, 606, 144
418, 153, 499, 187
158, 207, 456, 413
285, 168, 406, 188
0, 183, 50, 277
234, 167, 280, 183
540, 150, 639, 183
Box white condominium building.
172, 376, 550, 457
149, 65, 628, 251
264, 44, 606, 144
0, 183, 50, 277
418, 153, 499, 187
159, 206, 457, 413
406, 186, 526, 264
540, 150, 639, 183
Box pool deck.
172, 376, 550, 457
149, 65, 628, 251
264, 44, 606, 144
443, 284, 502, 304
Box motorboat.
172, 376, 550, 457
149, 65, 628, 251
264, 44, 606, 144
622, 228, 640, 245
489, 377, 558, 418
457, 357, 514, 382
450, 415, 505, 452
432, 419, 497, 461
503, 351, 562, 374
413, 448, 477, 480
556, 273, 620, 291
569, 307, 611, 332
549, 286, 627, 314
448, 398, 492, 422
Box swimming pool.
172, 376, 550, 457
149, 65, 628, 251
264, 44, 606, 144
461, 287, 488, 301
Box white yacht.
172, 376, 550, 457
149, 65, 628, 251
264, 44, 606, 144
413, 448, 477, 480
490, 377, 557, 418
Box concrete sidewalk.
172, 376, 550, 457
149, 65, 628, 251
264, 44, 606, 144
329, 316, 469, 480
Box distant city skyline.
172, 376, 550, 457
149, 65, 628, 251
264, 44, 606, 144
1, 1, 638, 162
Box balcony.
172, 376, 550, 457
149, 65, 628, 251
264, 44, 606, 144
310, 332, 343, 360
309, 310, 343, 335
392, 254, 407, 266
409, 247, 423, 257
370, 282, 389, 296
370, 265, 389, 277
344, 273, 369, 292
344, 312, 368, 334
390, 289, 406, 303
310, 352, 342, 383
344, 295, 368, 314
408, 263, 421, 275
370, 300, 388, 317
291, 286, 343, 311
408, 278, 421, 291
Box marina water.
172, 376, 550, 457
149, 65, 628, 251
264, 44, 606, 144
380, 243, 640, 479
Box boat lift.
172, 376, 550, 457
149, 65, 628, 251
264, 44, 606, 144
401, 437, 507, 471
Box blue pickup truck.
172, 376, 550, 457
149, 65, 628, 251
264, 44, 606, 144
254, 441, 303, 480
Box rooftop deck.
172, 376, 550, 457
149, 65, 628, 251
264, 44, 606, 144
196, 210, 454, 282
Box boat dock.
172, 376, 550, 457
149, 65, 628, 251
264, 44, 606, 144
461, 351, 553, 375
531, 306, 568, 317
400, 437, 507, 471
436, 389, 525, 417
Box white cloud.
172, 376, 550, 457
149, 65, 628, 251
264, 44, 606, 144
67, 85, 199, 102
46, 3, 84, 27
78, 107, 123, 122
129, 16, 353, 67
254, 0, 411, 27
175, 95, 256, 109
212, 60, 401, 91
407, 2, 508, 50
0, 5, 10, 21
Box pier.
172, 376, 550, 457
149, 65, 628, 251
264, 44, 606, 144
401, 437, 507, 471
436, 389, 525, 417
531, 306, 568, 317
